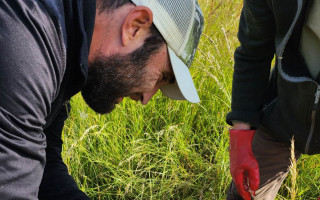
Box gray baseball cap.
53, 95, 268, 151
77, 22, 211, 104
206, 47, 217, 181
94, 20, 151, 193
130, 0, 204, 103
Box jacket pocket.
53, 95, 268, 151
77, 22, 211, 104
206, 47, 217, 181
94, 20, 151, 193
261, 73, 316, 153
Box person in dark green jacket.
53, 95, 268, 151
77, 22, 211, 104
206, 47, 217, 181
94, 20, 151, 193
226, 0, 320, 199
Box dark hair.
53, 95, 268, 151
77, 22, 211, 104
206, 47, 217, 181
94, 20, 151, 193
97, 0, 133, 13
97, 0, 166, 55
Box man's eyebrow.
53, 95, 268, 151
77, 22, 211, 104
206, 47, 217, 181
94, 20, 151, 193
162, 71, 175, 84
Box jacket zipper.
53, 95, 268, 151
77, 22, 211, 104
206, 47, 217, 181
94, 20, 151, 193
277, 0, 302, 57
305, 85, 320, 154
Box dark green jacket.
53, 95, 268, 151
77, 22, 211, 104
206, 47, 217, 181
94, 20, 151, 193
227, 0, 320, 154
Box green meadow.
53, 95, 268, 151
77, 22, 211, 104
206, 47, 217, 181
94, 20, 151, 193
62, 0, 320, 199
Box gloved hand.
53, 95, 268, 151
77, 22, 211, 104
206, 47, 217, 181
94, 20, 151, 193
229, 129, 260, 200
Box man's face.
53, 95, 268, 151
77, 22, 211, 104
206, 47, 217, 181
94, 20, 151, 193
81, 44, 175, 114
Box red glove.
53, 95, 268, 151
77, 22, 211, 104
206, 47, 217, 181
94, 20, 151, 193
229, 129, 260, 200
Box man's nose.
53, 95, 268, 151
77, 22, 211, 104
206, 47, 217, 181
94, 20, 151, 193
141, 86, 160, 105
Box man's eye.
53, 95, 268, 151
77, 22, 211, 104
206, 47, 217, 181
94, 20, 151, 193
162, 74, 168, 82
164, 75, 175, 84
160, 72, 175, 84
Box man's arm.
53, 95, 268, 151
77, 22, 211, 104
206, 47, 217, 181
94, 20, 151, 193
38, 102, 90, 200
226, 0, 276, 199
0, 1, 64, 199
226, 0, 276, 127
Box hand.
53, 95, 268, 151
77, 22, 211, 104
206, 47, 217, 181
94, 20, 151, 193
229, 129, 260, 200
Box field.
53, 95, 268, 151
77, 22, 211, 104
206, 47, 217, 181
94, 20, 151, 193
62, 0, 320, 199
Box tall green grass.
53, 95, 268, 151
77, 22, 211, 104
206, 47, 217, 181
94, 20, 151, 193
62, 0, 320, 199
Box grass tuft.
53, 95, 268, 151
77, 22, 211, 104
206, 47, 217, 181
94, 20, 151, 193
289, 138, 297, 200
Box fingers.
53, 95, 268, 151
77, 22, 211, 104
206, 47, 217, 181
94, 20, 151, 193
248, 167, 260, 191
234, 170, 251, 200
234, 167, 260, 200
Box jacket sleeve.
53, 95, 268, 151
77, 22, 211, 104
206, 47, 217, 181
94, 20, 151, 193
226, 0, 276, 128
0, 1, 64, 199
39, 102, 91, 200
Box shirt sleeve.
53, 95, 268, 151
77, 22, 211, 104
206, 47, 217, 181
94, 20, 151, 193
0, 1, 64, 199
39, 102, 91, 200
226, 0, 276, 128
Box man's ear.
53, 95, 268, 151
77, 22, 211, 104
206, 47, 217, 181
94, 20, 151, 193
121, 6, 153, 47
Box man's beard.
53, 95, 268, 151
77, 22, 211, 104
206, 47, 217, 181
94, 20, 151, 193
81, 52, 147, 114
82, 32, 165, 114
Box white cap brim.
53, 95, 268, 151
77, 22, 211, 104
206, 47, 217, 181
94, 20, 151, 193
160, 47, 200, 103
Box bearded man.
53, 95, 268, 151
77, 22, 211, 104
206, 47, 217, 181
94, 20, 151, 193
0, 0, 204, 199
